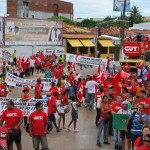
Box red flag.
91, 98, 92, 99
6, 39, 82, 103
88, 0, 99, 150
40, 52, 45, 60
112, 71, 121, 94
77, 83, 84, 102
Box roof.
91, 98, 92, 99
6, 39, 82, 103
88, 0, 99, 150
129, 22, 150, 30
63, 23, 92, 34
100, 27, 135, 36
63, 34, 95, 39
129, 29, 150, 34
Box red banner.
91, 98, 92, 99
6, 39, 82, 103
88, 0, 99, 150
123, 42, 141, 57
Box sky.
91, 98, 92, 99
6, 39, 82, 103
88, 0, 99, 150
65, 0, 150, 18
0, 0, 150, 18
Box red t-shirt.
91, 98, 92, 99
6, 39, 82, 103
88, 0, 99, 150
138, 145, 149, 150
0, 84, 8, 97
34, 84, 42, 99
101, 102, 111, 118
47, 95, 56, 114
134, 137, 142, 147
29, 111, 48, 136
138, 97, 150, 115
112, 102, 122, 113
61, 95, 68, 105
49, 86, 58, 93
1, 108, 23, 130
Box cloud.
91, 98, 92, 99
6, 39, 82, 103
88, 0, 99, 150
65, 0, 150, 18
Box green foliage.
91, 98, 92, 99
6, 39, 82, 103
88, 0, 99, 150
130, 6, 144, 24
76, 19, 97, 27
49, 16, 74, 25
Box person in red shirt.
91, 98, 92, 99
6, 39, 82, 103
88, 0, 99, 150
0, 100, 23, 150
0, 82, 8, 97
111, 94, 122, 149
97, 95, 111, 147
138, 90, 150, 125
34, 78, 43, 99
49, 82, 58, 93
126, 80, 135, 93
123, 63, 130, 73
29, 102, 49, 150
47, 90, 61, 132
134, 126, 150, 150
138, 134, 150, 150
21, 86, 31, 127
25, 58, 30, 77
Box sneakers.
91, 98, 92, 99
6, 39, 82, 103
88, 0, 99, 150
73, 130, 79, 133
103, 142, 110, 145
97, 143, 101, 147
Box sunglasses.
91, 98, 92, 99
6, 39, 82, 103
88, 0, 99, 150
144, 140, 150, 143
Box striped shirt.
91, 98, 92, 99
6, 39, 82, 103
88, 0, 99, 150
131, 112, 147, 135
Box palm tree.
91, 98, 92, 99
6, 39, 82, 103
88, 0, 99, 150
130, 6, 140, 17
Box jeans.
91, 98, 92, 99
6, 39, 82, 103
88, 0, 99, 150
69, 86, 74, 98
109, 66, 115, 75
88, 93, 95, 108
24, 116, 28, 126
131, 133, 140, 150
114, 129, 121, 147
96, 108, 101, 126
97, 118, 109, 144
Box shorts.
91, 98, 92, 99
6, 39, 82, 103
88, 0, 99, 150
120, 130, 130, 139
71, 111, 78, 121
32, 135, 48, 149
8, 130, 21, 145
36, 65, 41, 70
48, 113, 56, 123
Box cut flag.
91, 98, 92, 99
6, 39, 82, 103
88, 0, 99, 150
112, 71, 121, 94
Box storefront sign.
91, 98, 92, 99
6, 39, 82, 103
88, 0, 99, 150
44, 46, 64, 55
66, 53, 107, 66
124, 42, 141, 57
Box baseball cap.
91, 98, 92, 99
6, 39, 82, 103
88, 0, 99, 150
24, 86, 30, 91
122, 101, 128, 105
61, 89, 66, 94
51, 89, 58, 95
37, 77, 41, 82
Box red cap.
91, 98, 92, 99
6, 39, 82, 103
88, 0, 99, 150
37, 77, 41, 81
24, 86, 30, 91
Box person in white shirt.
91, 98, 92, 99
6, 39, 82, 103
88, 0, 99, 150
30, 56, 35, 75
85, 77, 99, 110
117, 101, 132, 150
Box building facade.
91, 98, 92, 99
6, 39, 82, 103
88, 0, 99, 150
7, 0, 73, 20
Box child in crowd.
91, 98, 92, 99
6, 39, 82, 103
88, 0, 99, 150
67, 96, 79, 133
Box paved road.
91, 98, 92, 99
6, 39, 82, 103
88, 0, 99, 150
8, 65, 116, 150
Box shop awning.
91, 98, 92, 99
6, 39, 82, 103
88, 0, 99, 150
98, 40, 115, 47
80, 40, 95, 47
67, 39, 83, 47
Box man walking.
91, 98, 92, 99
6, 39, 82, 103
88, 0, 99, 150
29, 102, 49, 150
0, 100, 23, 150
85, 76, 99, 110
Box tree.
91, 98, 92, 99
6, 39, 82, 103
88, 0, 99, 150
130, 6, 144, 24
49, 16, 74, 25
76, 19, 97, 27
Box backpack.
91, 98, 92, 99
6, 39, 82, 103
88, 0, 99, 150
139, 136, 144, 147
127, 111, 136, 133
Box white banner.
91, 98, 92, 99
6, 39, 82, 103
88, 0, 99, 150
44, 46, 64, 55
66, 53, 107, 66
0, 97, 47, 116
5, 73, 57, 91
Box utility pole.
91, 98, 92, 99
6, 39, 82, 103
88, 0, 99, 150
120, 0, 126, 59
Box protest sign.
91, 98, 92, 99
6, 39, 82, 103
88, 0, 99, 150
5, 72, 57, 91
44, 46, 64, 55
0, 97, 47, 116
66, 53, 107, 66
112, 114, 129, 130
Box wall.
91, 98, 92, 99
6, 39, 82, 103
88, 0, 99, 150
7, 0, 18, 18
0, 45, 64, 58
